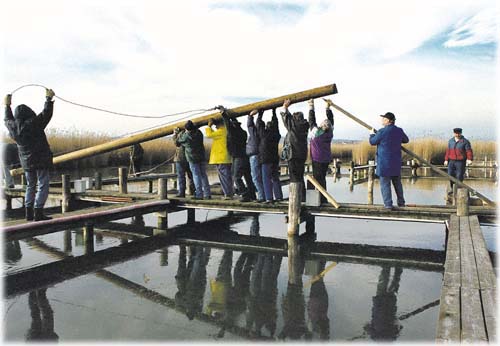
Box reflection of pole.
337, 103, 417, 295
367, 165, 374, 205
63, 231, 72, 253
287, 235, 301, 286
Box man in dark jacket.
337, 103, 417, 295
218, 106, 256, 202
176, 120, 211, 199
246, 110, 265, 202
173, 128, 195, 197
281, 99, 309, 200
369, 112, 409, 210
4, 89, 55, 221
129, 143, 144, 176
256, 108, 283, 203
444, 128, 473, 189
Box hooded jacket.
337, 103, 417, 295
222, 111, 247, 158
176, 128, 206, 164
281, 110, 309, 161
4, 101, 54, 170
205, 125, 232, 164
246, 113, 260, 157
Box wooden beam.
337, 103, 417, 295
306, 175, 340, 208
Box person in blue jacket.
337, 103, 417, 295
369, 112, 409, 210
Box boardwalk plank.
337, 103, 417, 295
444, 216, 461, 287
469, 216, 496, 289
459, 216, 480, 289
481, 288, 497, 342
436, 286, 460, 342
461, 287, 487, 342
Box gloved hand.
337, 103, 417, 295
215, 105, 225, 112
466, 159, 472, 166
370, 128, 376, 135
443, 161, 448, 166
4, 94, 12, 106
208, 118, 214, 127
249, 109, 258, 116
174, 127, 180, 134
283, 99, 291, 109
46, 88, 55, 100
307, 99, 314, 109
323, 98, 333, 108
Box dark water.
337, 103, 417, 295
2, 175, 497, 342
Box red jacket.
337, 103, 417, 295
445, 137, 473, 161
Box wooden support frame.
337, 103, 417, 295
306, 175, 340, 208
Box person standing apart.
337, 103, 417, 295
173, 128, 195, 197
205, 118, 233, 199
443, 128, 473, 189
177, 120, 211, 200
4, 89, 55, 221
308, 99, 334, 203
369, 112, 409, 210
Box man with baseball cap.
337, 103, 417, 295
369, 112, 409, 210
444, 128, 473, 188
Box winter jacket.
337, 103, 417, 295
281, 110, 309, 161
246, 113, 260, 157
309, 108, 334, 163
4, 101, 54, 170
256, 109, 281, 164
444, 136, 473, 161
205, 125, 232, 164
369, 124, 409, 177
176, 129, 206, 164
173, 130, 189, 163
222, 112, 247, 158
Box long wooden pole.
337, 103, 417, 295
11, 84, 338, 176
328, 101, 496, 207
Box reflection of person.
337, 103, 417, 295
26, 289, 58, 341
129, 143, 144, 176
184, 246, 211, 320
1, 142, 18, 188
369, 112, 409, 210
307, 260, 330, 340
444, 128, 473, 189
364, 266, 403, 341
4, 89, 55, 221
5, 240, 22, 263
205, 118, 234, 199
174, 245, 188, 311
308, 99, 334, 203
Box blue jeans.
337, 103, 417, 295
217, 164, 233, 197
25, 169, 50, 208
189, 162, 211, 198
262, 163, 283, 201
249, 155, 264, 201
448, 160, 466, 187
379, 175, 405, 208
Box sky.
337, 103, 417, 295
1, 0, 498, 141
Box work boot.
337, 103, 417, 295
25, 206, 34, 221
34, 208, 52, 221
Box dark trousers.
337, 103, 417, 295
288, 158, 306, 201
448, 160, 466, 188
309, 161, 329, 202
232, 156, 256, 199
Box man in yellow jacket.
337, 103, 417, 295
206, 118, 234, 199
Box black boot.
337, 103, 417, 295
34, 208, 52, 221
25, 206, 34, 221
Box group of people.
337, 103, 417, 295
172, 98, 336, 204
3, 89, 475, 221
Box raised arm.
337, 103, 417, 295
280, 99, 293, 130
35, 89, 55, 129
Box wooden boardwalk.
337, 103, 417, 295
436, 214, 496, 342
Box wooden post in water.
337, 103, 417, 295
155, 178, 168, 233
63, 230, 72, 253
148, 180, 154, 193
456, 188, 469, 216
367, 164, 375, 205
349, 161, 355, 185
118, 167, 128, 194
94, 172, 102, 190
287, 234, 301, 285
83, 223, 94, 254
287, 182, 302, 236
62, 174, 71, 213
5, 196, 12, 211
187, 208, 195, 224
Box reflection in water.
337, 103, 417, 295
307, 260, 330, 340
26, 289, 58, 341
5, 240, 22, 264
185, 246, 211, 320
364, 266, 403, 341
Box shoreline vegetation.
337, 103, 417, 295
3, 129, 497, 169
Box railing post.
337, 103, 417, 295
118, 167, 128, 194
94, 172, 102, 190
5, 196, 12, 211
349, 161, 355, 185
287, 182, 302, 236
148, 180, 154, 193
367, 164, 375, 205
155, 178, 168, 233
63, 230, 72, 253
21, 173, 26, 187
62, 174, 71, 213
456, 188, 469, 216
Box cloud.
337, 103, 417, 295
445, 7, 499, 47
